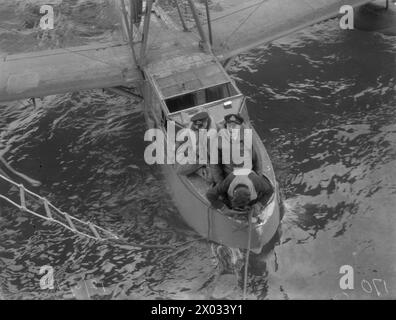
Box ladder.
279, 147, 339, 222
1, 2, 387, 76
0, 174, 119, 241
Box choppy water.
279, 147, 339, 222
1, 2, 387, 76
0, 1, 395, 299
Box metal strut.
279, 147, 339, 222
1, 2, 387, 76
120, 0, 138, 65
186, 0, 211, 53
174, 0, 188, 31
106, 86, 143, 99
205, 0, 213, 46
140, 0, 154, 65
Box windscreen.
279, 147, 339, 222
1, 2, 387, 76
165, 82, 237, 113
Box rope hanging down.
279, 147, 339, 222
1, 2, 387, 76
242, 209, 253, 300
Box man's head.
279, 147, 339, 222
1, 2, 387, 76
231, 184, 251, 211
191, 111, 210, 131
224, 114, 244, 140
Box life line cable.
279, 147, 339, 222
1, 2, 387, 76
243, 208, 253, 300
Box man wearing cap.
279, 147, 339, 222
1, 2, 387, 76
218, 113, 259, 176
206, 168, 273, 214
175, 111, 223, 184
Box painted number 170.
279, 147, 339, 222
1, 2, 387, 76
360, 278, 389, 296
339, 265, 389, 297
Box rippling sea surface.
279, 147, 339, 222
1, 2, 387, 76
0, 1, 395, 299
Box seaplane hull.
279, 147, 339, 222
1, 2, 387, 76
143, 87, 281, 253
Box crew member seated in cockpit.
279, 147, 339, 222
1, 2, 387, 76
175, 111, 223, 185
218, 113, 259, 176
206, 168, 273, 216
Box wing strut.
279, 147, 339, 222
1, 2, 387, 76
140, 0, 154, 65
205, 0, 213, 45
174, 0, 188, 31
120, 0, 139, 65
186, 0, 211, 53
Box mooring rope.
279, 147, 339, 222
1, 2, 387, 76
242, 209, 253, 300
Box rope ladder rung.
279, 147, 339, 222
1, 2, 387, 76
19, 184, 26, 210
89, 222, 101, 240
43, 199, 53, 220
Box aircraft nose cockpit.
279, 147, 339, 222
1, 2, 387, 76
165, 82, 245, 127
165, 82, 237, 113
149, 59, 246, 127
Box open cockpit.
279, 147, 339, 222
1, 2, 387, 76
148, 60, 246, 127
165, 82, 238, 113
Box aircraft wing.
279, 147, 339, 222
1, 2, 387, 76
200, 0, 372, 60
0, 42, 141, 103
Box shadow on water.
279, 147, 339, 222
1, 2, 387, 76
355, 2, 396, 36
207, 218, 284, 300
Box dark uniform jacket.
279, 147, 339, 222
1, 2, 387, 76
217, 127, 259, 176
206, 171, 273, 210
